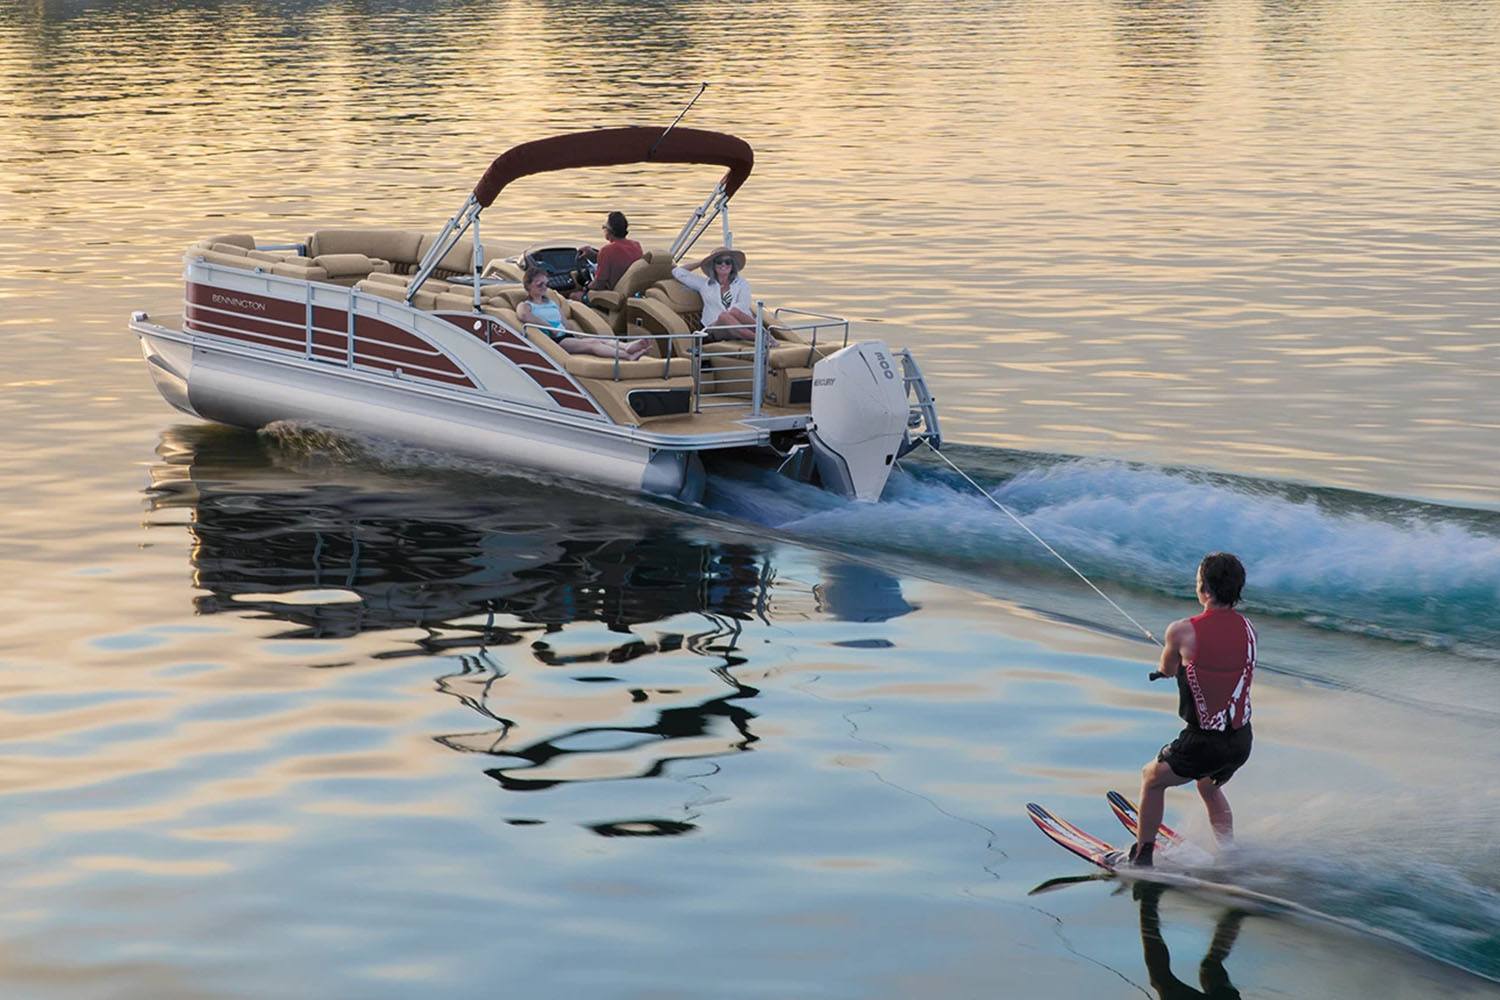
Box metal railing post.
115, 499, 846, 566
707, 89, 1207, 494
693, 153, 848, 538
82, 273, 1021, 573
693, 342, 702, 413
346, 290, 357, 369
471, 214, 484, 311
751, 300, 766, 416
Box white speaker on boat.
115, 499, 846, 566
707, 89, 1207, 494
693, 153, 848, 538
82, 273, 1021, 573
808, 341, 910, 501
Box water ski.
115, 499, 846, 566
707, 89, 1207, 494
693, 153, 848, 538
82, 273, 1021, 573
1025, 800, 1211, 874
1105, 790, 1215, 867
1027, 800, 1445, 962
1026, 802, 1126, 871
1105, 789, 1182, 847
1027, 801, 1297, 912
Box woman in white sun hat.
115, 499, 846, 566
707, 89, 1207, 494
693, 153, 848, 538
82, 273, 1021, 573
671, 246, 755, 341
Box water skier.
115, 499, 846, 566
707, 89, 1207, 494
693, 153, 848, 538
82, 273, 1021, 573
1120, 552, 1256, 867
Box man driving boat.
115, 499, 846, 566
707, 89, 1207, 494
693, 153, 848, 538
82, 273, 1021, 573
572, 210, 643, 300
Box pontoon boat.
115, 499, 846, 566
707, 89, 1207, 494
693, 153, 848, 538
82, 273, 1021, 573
129, 127, 941, 503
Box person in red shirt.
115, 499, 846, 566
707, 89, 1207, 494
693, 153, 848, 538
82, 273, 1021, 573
572, 211, 643, 300
1121, 552, 1256, 867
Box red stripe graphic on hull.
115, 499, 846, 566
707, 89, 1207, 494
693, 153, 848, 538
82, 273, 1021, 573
442, 312, 604, 416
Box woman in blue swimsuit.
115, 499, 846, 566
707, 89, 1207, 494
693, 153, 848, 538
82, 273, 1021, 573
517, 266, 651, 360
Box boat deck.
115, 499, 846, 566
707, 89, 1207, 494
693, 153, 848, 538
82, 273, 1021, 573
642, 403, 807, 436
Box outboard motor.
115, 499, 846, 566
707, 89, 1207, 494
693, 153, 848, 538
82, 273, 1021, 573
807, 341, 910, 501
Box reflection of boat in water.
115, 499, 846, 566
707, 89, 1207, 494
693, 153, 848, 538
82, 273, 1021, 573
151, 429, 778, 639
149, 426, 912, 822
131, 127, 941, 503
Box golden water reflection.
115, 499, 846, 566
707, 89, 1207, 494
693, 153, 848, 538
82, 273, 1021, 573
2, 0, 1497, 501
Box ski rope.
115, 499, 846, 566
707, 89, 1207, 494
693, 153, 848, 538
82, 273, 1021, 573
922, 441, 1161, 647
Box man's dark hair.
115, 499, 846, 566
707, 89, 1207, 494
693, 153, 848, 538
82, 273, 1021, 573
1198, 552, 1246, 607
606, 211, 629, 239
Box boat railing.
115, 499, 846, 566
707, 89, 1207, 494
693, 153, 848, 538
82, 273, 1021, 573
519, 324, 701, 384
185, 260, 482, 388
771, 306, 851, 355
693, 304, 851, 413
694, 305, 766, 413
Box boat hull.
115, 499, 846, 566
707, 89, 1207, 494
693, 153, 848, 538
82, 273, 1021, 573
135, 321, 704, 501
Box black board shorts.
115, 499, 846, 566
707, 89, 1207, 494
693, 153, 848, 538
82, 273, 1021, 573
1158, 724, 1252, 785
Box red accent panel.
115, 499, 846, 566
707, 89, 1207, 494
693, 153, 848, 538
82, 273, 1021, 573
186, 282, 476, 389
551, 392, 600, 414
493, 342, 545, 367
352, 316, 471, 383
442, 311, 603, 412
187, 322, 295, 353
523, 367, 577, 392
187, 282, 306, 325
312, 305, 347, 333
186, 304, 303, 348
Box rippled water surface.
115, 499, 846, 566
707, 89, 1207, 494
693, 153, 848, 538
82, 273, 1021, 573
2, 1, 1499, 997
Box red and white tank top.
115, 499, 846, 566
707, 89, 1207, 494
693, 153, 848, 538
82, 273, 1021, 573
1178, 607, 1256, 731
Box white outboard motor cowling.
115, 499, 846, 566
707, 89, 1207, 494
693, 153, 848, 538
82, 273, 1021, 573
807, 341, 910, 501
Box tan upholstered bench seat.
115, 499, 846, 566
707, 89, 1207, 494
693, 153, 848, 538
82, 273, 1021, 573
480, 304, 690, 380
186, 245, 330, 283
307, 229, 424, 270
312, 253, 393, 281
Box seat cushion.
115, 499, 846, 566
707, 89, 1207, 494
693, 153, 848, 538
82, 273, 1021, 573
308, 229, 423, 266
612, 250, 675, 299
560, 354, 691, 380
205, 233, 256, 250
431, 291, 478, 312
416, 234, 488, 276
313, 253, 385, 279
652, 279, 704, 315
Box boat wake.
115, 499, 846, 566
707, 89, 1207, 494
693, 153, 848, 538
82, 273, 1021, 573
256, 422, 1500, 663
703, 445, 1500, 663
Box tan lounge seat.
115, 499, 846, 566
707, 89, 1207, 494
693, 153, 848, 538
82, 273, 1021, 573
583, 250, 676, 333
482, 304, 689, 380
186, 241, 330, 283
312, 253, 394, 286
480, 304, 692, 426
623, 275, 838, 406
415, 234, 485, 279
307, 229, 423, 272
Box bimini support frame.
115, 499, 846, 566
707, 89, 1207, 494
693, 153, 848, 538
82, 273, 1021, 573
407, 194, 484, 305
407, 126, 755, 301
668, 182, 734, 260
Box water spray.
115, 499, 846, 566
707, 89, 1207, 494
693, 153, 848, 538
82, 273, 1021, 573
923, 441, 1163, 649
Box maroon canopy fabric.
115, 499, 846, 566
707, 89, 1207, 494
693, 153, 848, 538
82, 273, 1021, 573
472, 127, 754, 208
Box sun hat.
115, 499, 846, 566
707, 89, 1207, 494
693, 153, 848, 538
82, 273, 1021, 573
694, 246, 746, 277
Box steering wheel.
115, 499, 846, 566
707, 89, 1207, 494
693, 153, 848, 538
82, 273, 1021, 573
572, 250, 595, 292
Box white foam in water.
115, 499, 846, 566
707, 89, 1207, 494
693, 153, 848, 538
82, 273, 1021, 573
713, 454, 1500, 654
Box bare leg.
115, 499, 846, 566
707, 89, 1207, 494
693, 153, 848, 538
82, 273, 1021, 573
562, 337, 647, 360
720, 307, 758, 341
1138, 759, 1192, 851
1196, 777, 1234, 845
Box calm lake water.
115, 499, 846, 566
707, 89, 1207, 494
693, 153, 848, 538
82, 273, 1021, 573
2, 1, 1498, 997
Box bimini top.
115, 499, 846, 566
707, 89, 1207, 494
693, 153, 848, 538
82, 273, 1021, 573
472, 127, 754, 209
